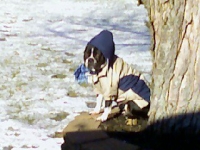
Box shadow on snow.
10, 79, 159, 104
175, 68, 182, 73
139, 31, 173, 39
45, 16, 151, 50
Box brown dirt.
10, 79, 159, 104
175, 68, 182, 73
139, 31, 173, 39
99, 114, 148, 132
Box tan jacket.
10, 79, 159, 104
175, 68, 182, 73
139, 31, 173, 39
88, 56, 150, 109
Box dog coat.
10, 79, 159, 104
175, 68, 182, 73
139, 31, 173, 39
87, 30, 150, 109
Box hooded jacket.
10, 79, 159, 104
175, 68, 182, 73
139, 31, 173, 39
87, 30, 150, 109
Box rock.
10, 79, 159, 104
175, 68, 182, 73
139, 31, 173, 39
63, 112, 101, 134
61, 111, 141, 150
62, 107, 122, 134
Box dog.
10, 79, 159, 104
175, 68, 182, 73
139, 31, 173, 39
84, 30, 150, 122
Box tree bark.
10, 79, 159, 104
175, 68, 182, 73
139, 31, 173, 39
144, 0, 200, 134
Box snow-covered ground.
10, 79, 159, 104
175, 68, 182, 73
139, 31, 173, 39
0, 0, 152, 149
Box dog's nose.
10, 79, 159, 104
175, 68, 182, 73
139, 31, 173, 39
88, 58, 94, 63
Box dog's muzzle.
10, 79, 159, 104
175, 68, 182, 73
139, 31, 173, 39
88, 58, 94, 65
86, 58, 96, 71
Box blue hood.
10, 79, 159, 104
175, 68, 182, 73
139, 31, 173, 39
87, 30, 115, 62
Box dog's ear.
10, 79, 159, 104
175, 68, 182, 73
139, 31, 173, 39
84, 45, 89, 54
84, 45, 90, 52
84, 45, 93, 52
83, 45, 91, 61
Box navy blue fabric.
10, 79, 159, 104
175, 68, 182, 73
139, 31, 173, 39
87, 30, 115, 63
118, 75, 150, 102
118, 75, 139, 91
74, 64, 89, 84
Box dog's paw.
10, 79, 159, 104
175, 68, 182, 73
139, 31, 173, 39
96, 113, 108, 122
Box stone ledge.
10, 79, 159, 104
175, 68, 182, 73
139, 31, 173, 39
62, 131, 140, 150
61, 111, 141, 150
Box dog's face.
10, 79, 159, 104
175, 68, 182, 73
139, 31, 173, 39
84, 45, 106, 73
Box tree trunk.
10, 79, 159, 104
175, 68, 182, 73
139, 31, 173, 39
143, 0, 200, 134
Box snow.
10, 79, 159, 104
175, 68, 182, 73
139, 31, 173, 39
0, 0, 152, 149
